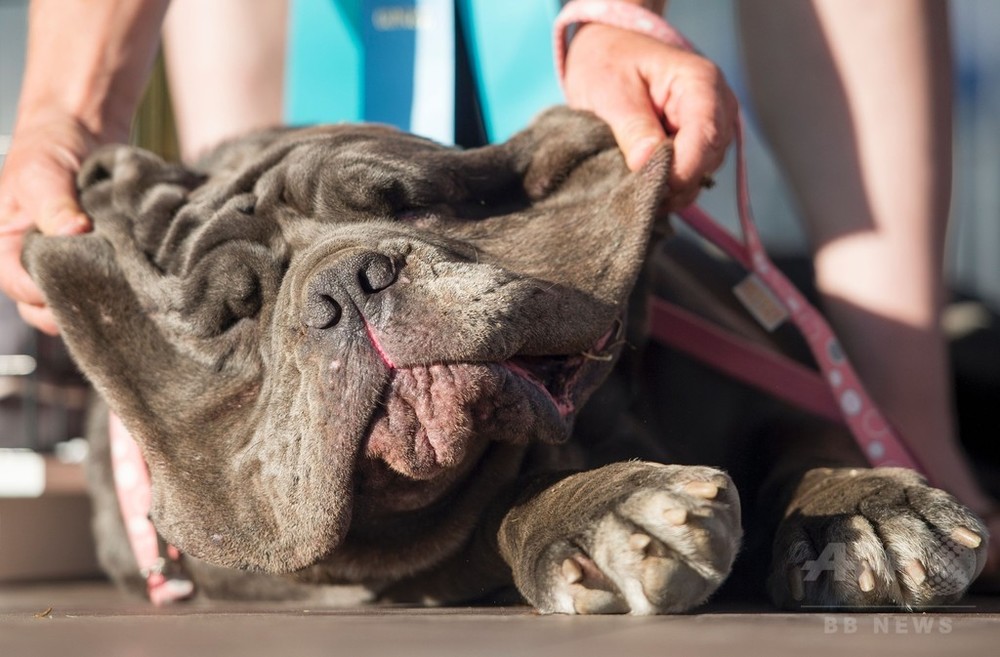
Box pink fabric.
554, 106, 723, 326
553, 1, 925, 474
109, 412, 193, 604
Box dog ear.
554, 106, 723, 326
434, 106, 673, 322
23, 147, 218, 429
508, 105, 624, 199
23, 144, 354, 573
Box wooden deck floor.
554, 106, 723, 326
1, 581, 998, 657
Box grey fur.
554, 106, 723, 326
24, 107, 987, 613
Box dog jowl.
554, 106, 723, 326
24, 108, 986, 613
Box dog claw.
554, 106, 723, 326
663, 508, 688, 526
684, 481, 718, 499
904, 559, 927, 585
573, 588, 628, 615
629, 533, 652, 552
562, 558, 584, 585
951, 527, 982, 549
789, 566, 805, 601
858, 561, 876, 593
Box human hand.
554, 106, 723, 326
0, 110, 98, 335
563, 23, 738, 209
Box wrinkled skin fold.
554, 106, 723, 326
25, 107, 988, 612
25, 108, 668, 573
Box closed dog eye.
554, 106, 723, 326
179, 242, 285, 337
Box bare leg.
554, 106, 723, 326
162, 0, 288, 161
738, 0, 998, 561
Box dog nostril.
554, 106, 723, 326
358, 254, 397, 294
304, 293, 341, 330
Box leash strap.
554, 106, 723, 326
554, 0, 925, 473
647, 296, 844, 424
109, 412, 193, 604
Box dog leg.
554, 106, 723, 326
769, 467, 988, 609
498, 461, 742, 614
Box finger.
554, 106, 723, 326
18, 301, 60, 336
659, 64, 737, 203
668, 93, 733, 194
600, 84, 670, 172
36, 196, 91, 237
0, 187, 18, 223
0, 193, 35, 237
563, 24, 670, 172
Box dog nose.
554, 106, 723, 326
357, 253, 397, 294
303, 252, 399, 329
304, 291, 342, 329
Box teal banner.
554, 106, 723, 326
285, 0, 563, 144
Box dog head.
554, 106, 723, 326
24, 108, 670, 574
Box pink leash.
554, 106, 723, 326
647, 298, 844, 425
555, 0, 926, 474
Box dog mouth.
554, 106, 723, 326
503, 353, 588, 419
356, 323, 620, 513
503, 319, 622, 418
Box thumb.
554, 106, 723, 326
19, 162, 91, 236
37, 197, 91, 236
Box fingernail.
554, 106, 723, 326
562, 558, 583, 584
629, 533, 652, 552
684, 481, 719, 499
663, 507, 688, 525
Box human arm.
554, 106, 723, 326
0, 0, 170, 334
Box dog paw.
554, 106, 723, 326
508, 462, 742, 615
769, 467, 988, 609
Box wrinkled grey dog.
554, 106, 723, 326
25, 108, 987, 613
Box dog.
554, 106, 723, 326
24, 107, 988, 613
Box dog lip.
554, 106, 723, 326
503, 358, 578, 419
364, 319, 396, 369
502, 320, 620, 420
354, 439, 491, 514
